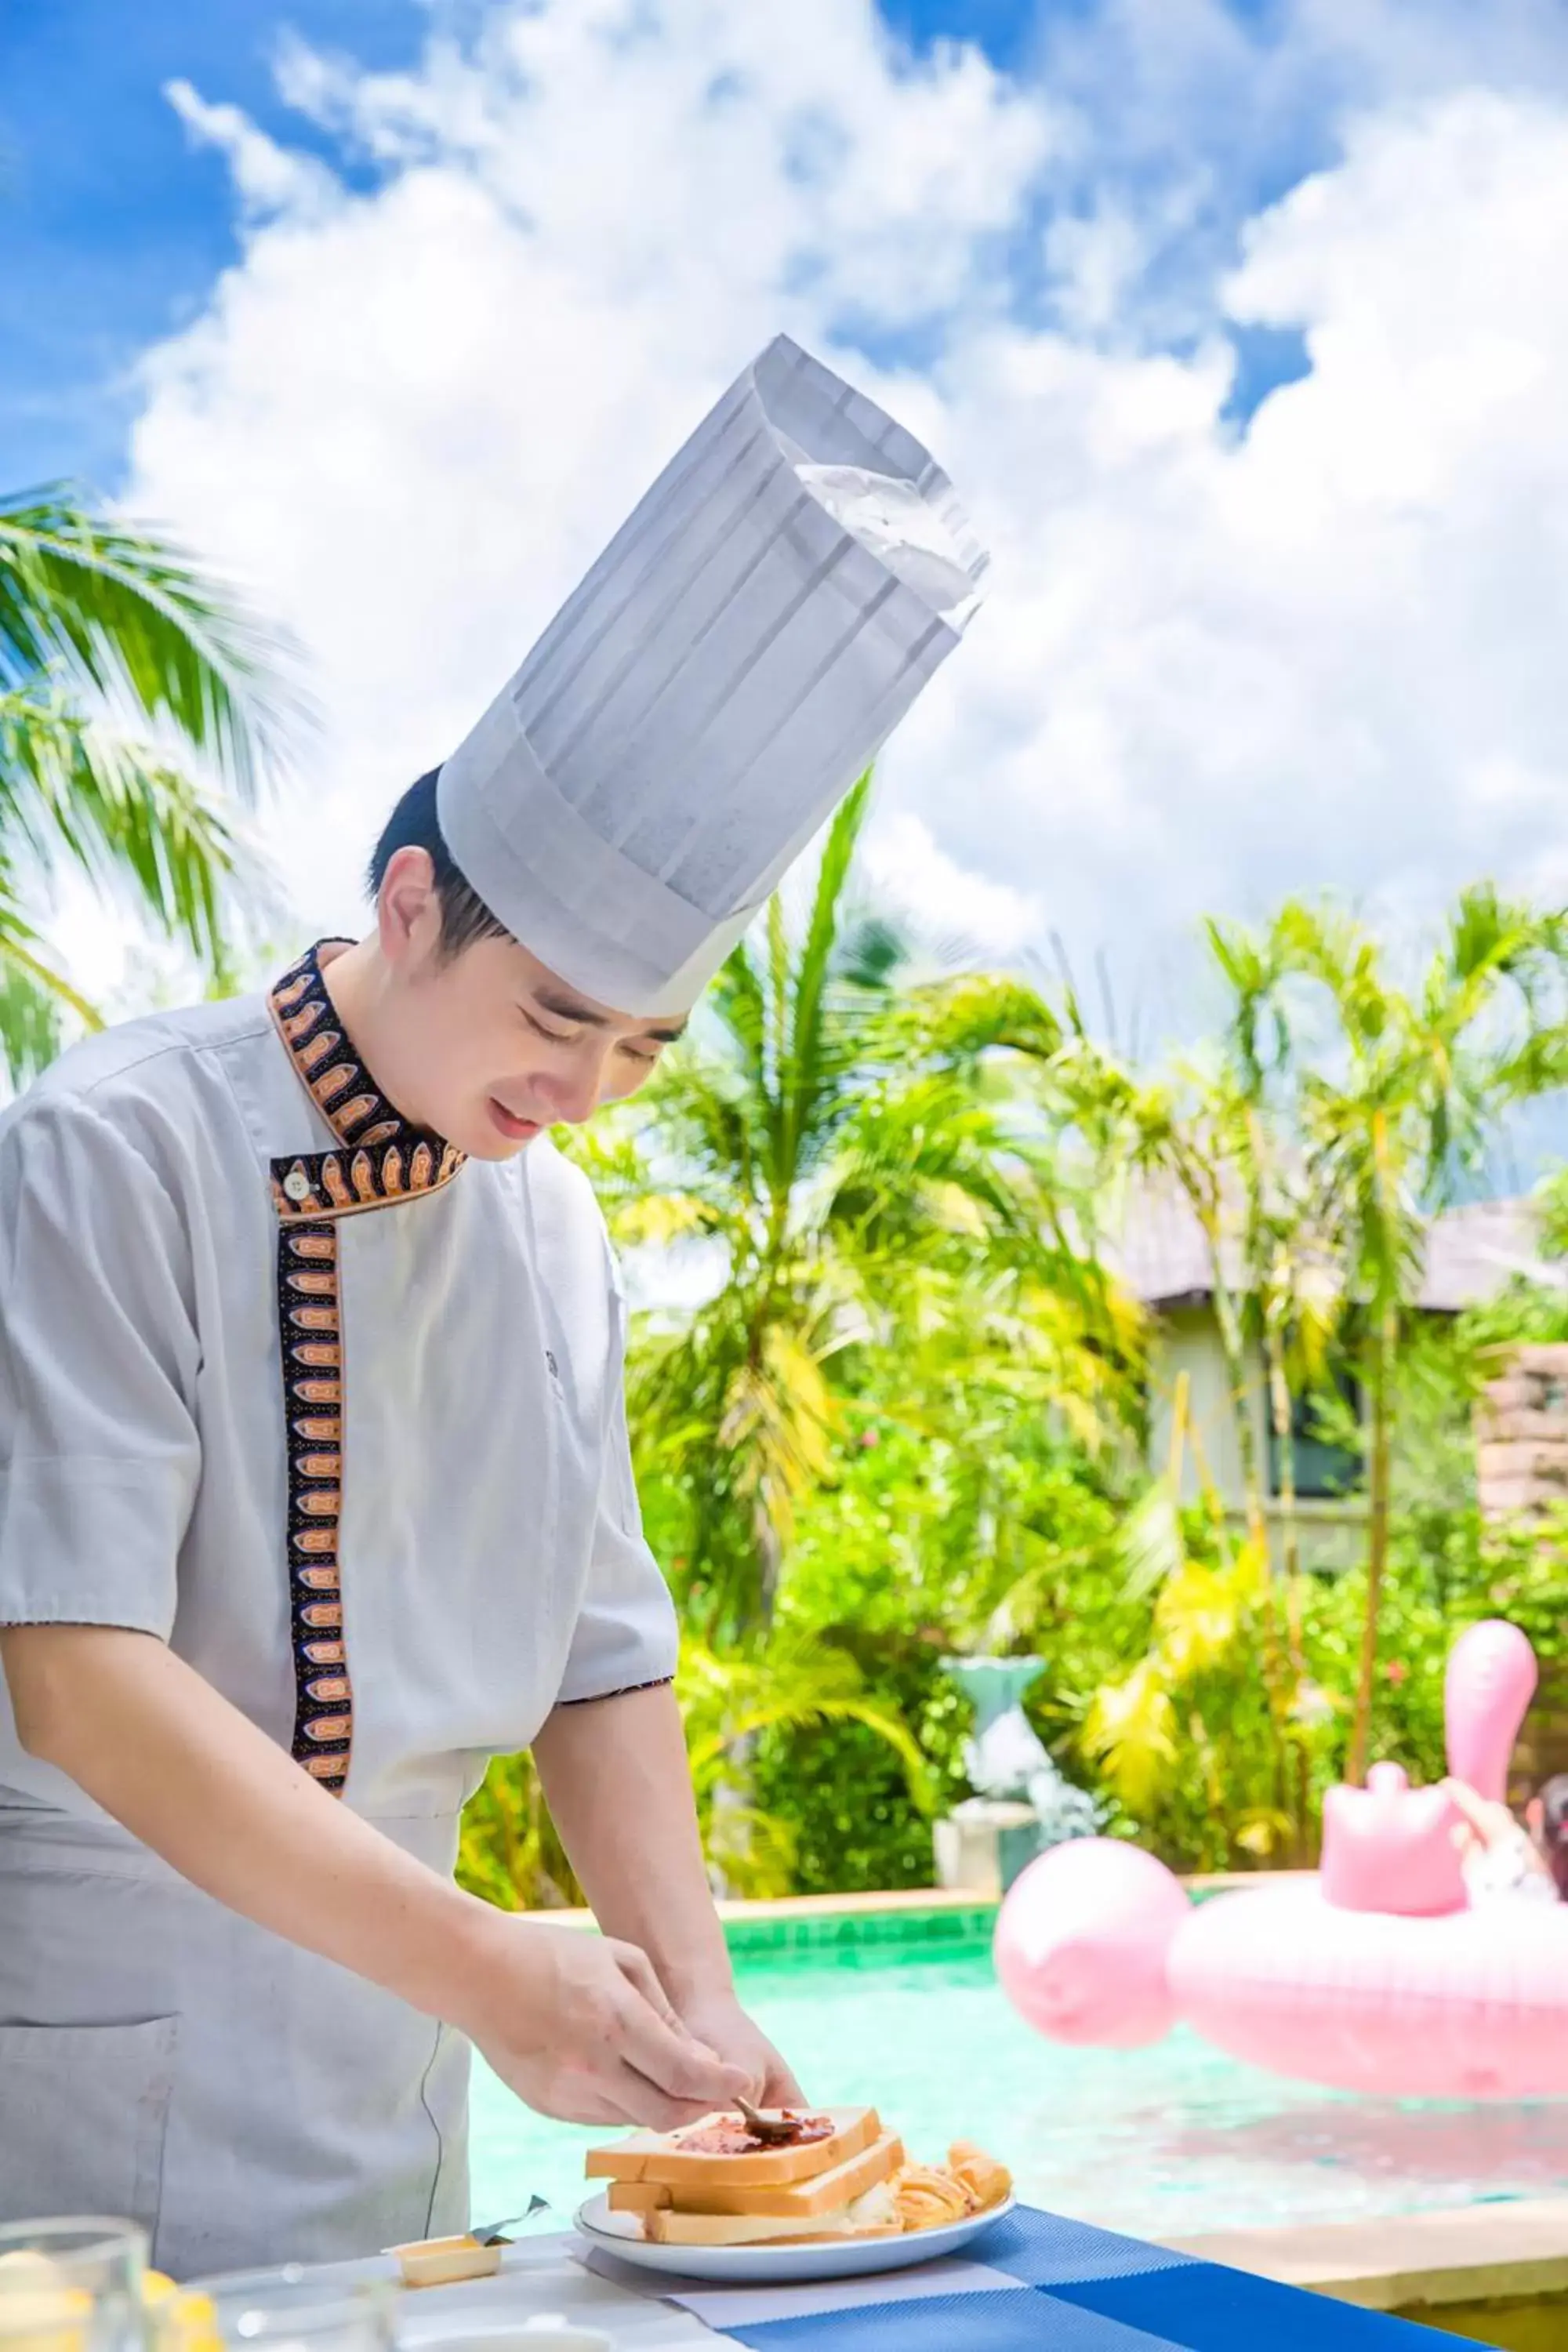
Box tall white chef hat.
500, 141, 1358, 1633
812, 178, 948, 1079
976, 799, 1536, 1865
437, 334, 988, 1016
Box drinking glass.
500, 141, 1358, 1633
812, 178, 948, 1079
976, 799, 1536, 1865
226, 2291, 394, 2352
0, 2219, 148, 2352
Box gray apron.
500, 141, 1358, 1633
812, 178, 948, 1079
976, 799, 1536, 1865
0, 1811, 468, 2279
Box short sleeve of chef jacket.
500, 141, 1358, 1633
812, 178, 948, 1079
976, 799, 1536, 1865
554, 1275, 679, 1708
0, 1095, 198, 1634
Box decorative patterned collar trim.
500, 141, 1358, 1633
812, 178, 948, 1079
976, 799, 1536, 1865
267, 940, 467, 1219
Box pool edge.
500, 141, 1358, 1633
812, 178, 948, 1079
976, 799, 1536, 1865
528, 1871, 1311, 1947
1163, 2194, 1568, 2318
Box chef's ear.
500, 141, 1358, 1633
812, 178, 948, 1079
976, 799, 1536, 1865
377, 845, 444, 969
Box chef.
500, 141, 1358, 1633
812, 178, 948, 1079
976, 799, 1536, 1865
0, 336, 986, 2281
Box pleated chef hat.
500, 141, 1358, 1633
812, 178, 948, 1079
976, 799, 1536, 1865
437, 334, 989, 1016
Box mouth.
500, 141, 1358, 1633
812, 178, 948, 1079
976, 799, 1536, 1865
488, 1099, 543, 1143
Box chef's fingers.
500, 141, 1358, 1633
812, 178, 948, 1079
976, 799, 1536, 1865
613, 1986, 750, 2107
604, 2064, 734, 2135
509, 2059, 713, 2132
760, 2053, 808, 2105
535, 2080, 637, 2128
609, 1942, 746, 2075
608, 1937, 685, 2031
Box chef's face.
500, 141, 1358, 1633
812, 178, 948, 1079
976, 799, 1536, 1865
372, 851, 685, 1160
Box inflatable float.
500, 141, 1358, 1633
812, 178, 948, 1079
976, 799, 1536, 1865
995, 1620, 1568, 2099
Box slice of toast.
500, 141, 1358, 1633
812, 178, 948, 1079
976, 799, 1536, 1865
605, 2180, 670, 2216
608, 2131, 904, 2220
586, 2106, 878, 2190
643, 2180, 902, 2248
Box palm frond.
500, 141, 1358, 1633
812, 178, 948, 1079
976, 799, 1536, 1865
717, 1324, 838, 1547
837, 909, 909, 991
1154, 1561, 1247, 1680
0, 949, 72, 1078
1080, 1660, 1178, 1813
0, 858, 102, 1080
0, 690, 264, 964
679, 1632, 934, 1814
1116, 1479, 1185, 1602
797, 775, 873, 1015
706, 938, 771, 1099
0, 487, 302, 796
893, 971, 1062, 1066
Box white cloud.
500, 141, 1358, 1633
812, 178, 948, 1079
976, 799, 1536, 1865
165, 79, 339, 220
897, 85, 1568, 1019
862, 811, 1044, 958
92, 0, 1568, 1043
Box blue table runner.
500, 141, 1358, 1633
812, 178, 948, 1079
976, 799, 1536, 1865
710, 2208, 1465, 2350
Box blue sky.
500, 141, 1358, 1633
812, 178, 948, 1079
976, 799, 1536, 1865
2, 0, 1055, 488
1, 0, 1311, 492
2, 1, 430, 485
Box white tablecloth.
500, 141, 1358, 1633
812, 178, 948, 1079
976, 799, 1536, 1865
198, 2234, 717, 2352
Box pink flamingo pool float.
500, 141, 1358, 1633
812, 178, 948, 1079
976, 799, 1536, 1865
996, 1621, 1568, 2099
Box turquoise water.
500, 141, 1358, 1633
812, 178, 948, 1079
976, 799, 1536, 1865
470, 1933, 1568, 2241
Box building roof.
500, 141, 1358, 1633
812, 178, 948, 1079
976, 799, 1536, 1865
1115, 1188, 1552, 1315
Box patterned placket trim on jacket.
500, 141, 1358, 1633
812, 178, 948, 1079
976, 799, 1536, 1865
267, 942, 468, 1789
277, 1218, 353, 1788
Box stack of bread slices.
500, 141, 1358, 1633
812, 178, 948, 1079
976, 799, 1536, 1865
586, 2107, 1011, 2248
587, 2106, 906, 2247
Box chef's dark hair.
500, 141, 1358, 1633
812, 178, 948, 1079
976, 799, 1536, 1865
368, 769, 510, 959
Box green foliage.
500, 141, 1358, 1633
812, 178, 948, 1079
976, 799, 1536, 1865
1301, 1523, 1568, 1783
579, 779, 1132, 1646
457, 1748, 583, 1913
459, 851, 1568, 1908
680, 1626, 936, 1897
750, 1634, 971, 1893
0, 484, 295, 1076
1259, 889, 1568, 1777
457, 1624, 938, 1909
739, 1406, 1138, 1891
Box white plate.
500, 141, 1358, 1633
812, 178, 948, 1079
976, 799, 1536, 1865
572, 2194, 1015, 2285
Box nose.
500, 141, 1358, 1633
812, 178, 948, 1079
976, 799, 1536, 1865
536, 1048, 606, 1127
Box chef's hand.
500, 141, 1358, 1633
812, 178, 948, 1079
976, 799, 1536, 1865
459, 1915, 753, 2129
673, 1986, 807, 2107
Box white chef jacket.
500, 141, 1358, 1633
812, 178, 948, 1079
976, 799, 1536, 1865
0, 942, 678, 2278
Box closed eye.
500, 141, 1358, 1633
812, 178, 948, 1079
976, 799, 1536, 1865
524, 1011, 576, 1045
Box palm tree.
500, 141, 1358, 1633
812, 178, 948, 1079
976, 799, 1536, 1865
1081, 1372, 1295, 1868
1043, 1006, 1274, 1555
574, 777, 1117, 1642
0, 485, 292, 1076
1045, 969, 1343, 1852
1271, 887, 1568, 1783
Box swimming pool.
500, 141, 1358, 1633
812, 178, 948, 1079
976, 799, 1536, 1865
469, 1915, 1568, 2240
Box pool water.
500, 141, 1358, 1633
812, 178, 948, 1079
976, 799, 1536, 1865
470, 1933, 1568, 2241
